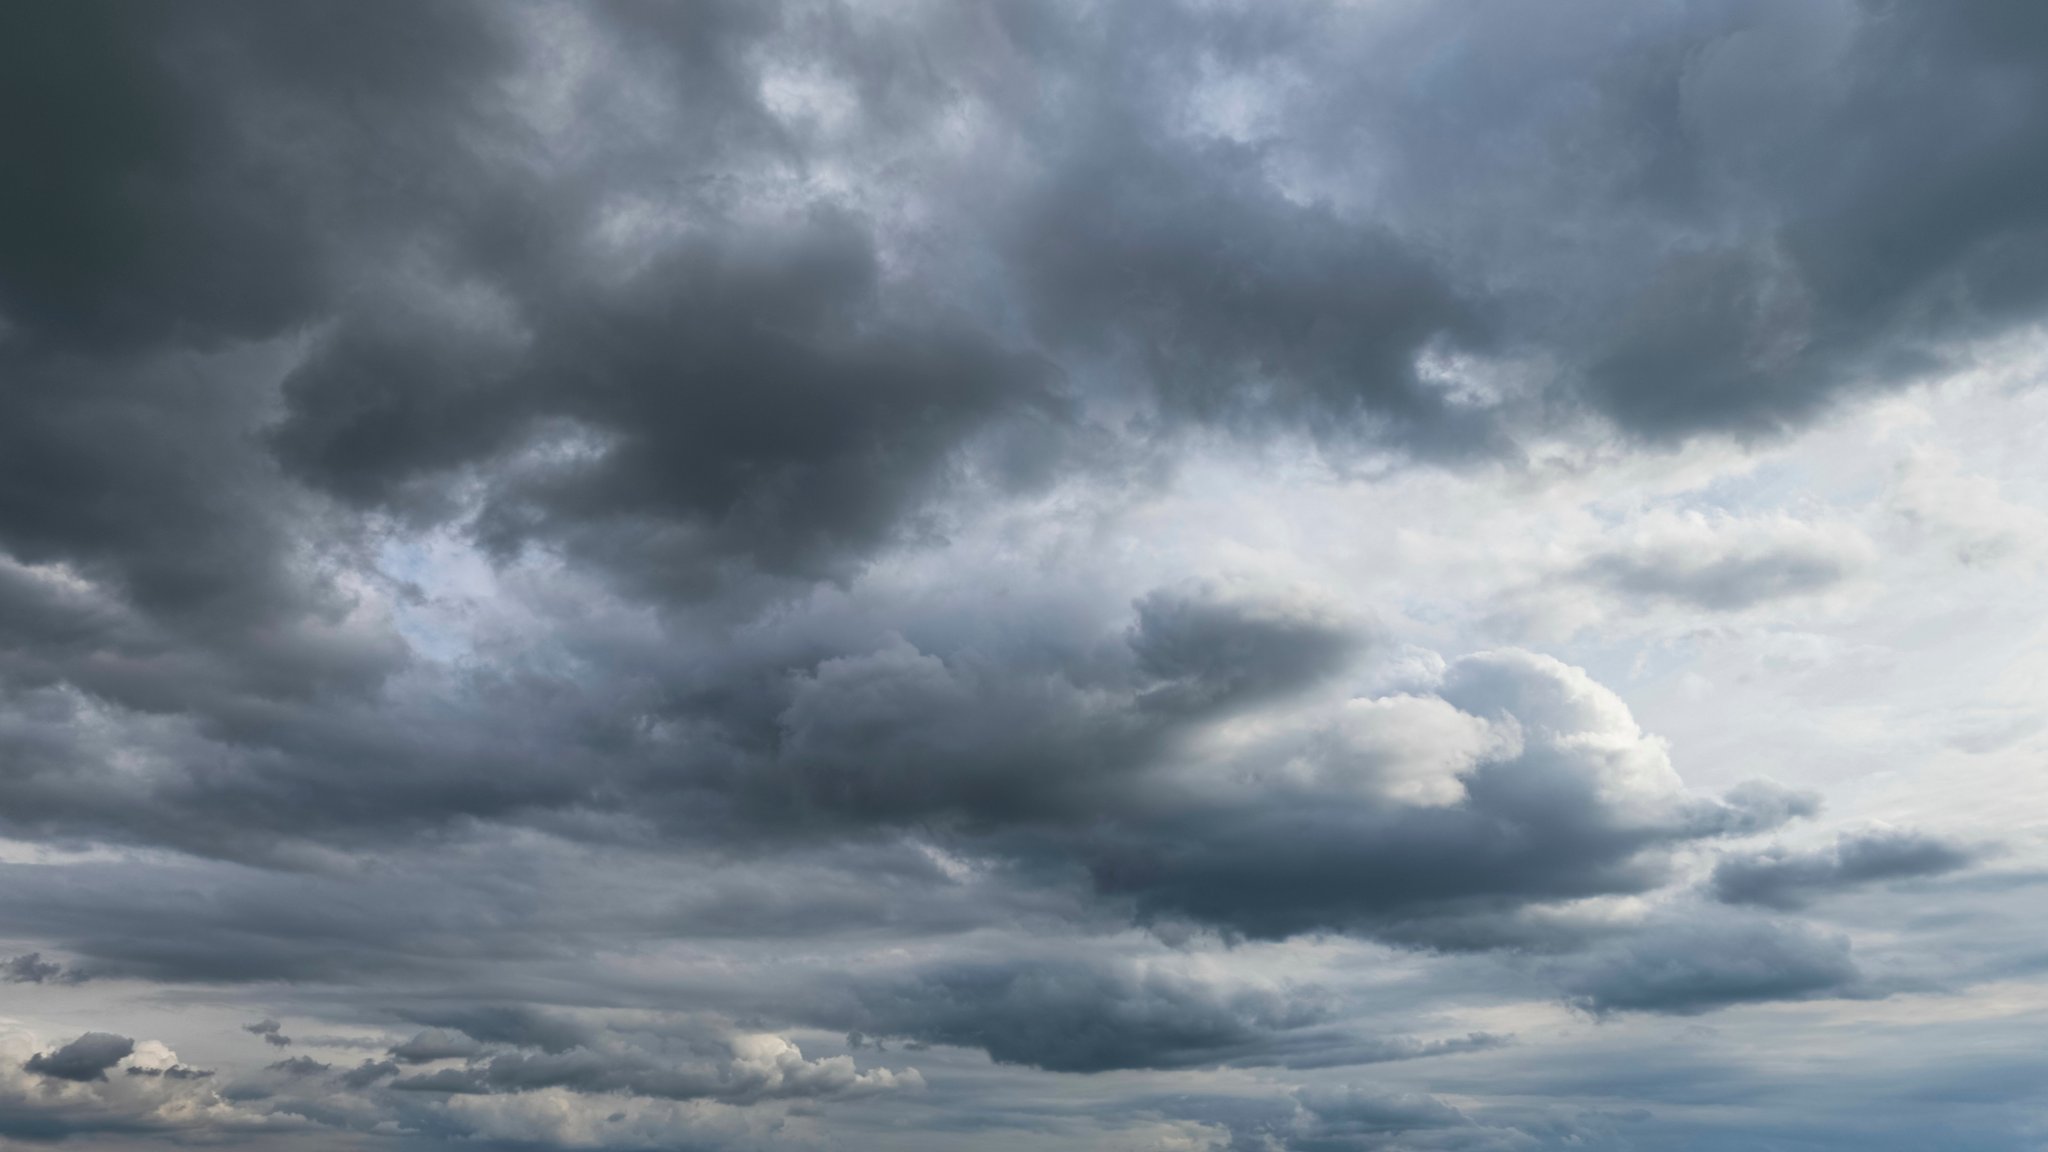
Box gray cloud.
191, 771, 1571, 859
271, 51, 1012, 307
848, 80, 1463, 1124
1130, 581, 1367, 714
277, 216, 1069, 594
340, 1059, 400, 1090
1009, 102, 1491, 453
0, 0, 2004, 868
398, 1007, 596, 1057
841, 956, 1513, 1074
1560, 915, 1865, 1016
1714, 827, 1980, 910
25, 1033, 134, 1083
243, 1019, 291, 1048
0, 952, 66, 984
1575, 515, 1873, 610
844, 957, 1328, 1072
1289, 1084, 1481, 1146
389, 1030, 485, 1066
0, 4, 326, 352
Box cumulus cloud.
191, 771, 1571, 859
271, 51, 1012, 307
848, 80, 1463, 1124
1081, 648, 1803, 942
0, 1029, 248, 1144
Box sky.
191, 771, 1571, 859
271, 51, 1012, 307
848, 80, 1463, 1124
3, 1, 2048, 1149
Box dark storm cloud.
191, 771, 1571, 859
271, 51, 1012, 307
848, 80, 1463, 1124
1212, 2, 2048, 448
475, 233, 1066, 590
0, 0, 1077, 859
5, 0, 2048, 653
1376, 0, 2048, 442
0, 0, 803, 855
950, 0, 2048, 450
0, 3, 2041, 1149
0, 349, 405, 704
275, 215, 1070, 592
24, 1033, 134, 1083
0, 1, 754, 706
0, 0, 543, 355
1713, 827, 1980, 910
0, 4, 320, 351
0, 0, 2035, 860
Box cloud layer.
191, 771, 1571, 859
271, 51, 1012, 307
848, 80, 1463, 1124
1, 1, 2045, 1149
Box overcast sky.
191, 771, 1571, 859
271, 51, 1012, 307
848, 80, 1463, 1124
4, 2, 2048, 1149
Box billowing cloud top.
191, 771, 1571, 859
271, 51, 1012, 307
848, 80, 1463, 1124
1, 2, 2044, 1150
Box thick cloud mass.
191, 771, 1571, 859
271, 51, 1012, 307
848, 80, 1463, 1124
0, 2, 2040, 1149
